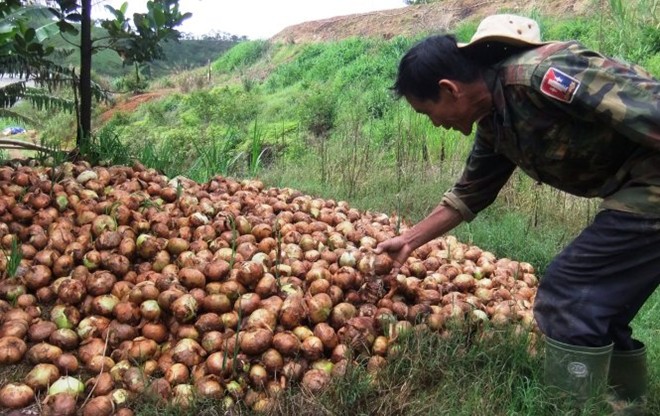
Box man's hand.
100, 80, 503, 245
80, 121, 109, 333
374, 236, 413, 269
374, 203, 464, 273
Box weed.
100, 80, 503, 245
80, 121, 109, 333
4, 237, 22, 279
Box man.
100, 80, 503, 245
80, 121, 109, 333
375, 14, 659, 408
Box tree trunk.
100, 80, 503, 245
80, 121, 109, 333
78, 0, 92, 147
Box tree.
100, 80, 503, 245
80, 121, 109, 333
1, 0, 190, 148
48, 0, 191, 146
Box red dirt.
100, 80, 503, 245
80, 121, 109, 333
98, 90, 174, 124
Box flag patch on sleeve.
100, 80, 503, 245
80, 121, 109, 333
540, 67, 580, 103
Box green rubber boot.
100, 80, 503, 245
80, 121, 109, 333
607, 342, 648, 415
544, 336, 613, 403
608, 342, 647, 401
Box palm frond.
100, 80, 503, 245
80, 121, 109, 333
0, 109, 37, 126
0, 55, 74, 90
23, 88, 75, 112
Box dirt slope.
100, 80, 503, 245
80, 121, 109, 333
270, 0, 594, 44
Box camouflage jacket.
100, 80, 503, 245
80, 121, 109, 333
443, 41, 660, 221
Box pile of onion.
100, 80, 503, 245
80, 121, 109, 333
0, 160, 539, 413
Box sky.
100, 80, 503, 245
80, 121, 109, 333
95, 0, 407, 40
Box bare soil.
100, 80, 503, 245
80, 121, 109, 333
270, 0, 594, 44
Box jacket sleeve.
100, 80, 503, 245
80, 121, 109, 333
532, 43, 660, 150
442, 123, 516, 222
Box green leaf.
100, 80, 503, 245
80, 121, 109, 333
56, 20, 78, 36
24, 28, 35, 42
35, 22, 61, 42
65, 12, 82, 22
153, 6, 166, 27
0, 23, 15, 35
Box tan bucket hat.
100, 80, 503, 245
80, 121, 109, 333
458, 14, 549, 49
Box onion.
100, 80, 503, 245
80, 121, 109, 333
234, 292, 261, 316
301, 369, 330, 393
123, 367, 146, 393
172, 384, 194, 408
165, 362, 190, 385
195, 375, 224, 399
139, 299, 161, 321
82, 395, 114, 416
249, 363, 269, 387
141, 322, 169, 343
42, 392, 78, 416
170, 293, 199, 323
272, 331, 301, 357
28, 319, 57, 342
246, 308, 277, 331
172, 338, 205, 367
329, 302, 357, 329
178, 267, 206, 289
49, 328, 79, 350
126, 337, 159, 363
237, 261, 264, 287
259, 348, 283, 374
48, 376, 85, 397
313, 323, 339, 351
279, 293, 306, 329
85, 372, 115, 396
54, 353, 79, 374
0, 336, 27, 364
301, 336, 324, 361
0, 382, 34, 409
145, 377, 171, 401
240, 328, 274, 355
0, 319, 28, 338
306, 292, 333, 324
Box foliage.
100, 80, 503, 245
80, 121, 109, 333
99, 0, 191, 65
0, 1, 77, 114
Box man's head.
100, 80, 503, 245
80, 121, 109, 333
391, 15, 545, 135
392, 35, 490, 135
392, 35, 482, 102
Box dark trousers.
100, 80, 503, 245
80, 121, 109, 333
533, 209, 660, 350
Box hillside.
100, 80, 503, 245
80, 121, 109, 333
270, 0, 594, 44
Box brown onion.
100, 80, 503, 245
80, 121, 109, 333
0, 382, 34, 409
0, 336, 28, 364
82, 395, 114, 416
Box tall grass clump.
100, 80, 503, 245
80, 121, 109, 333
212, 40, 270, 73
